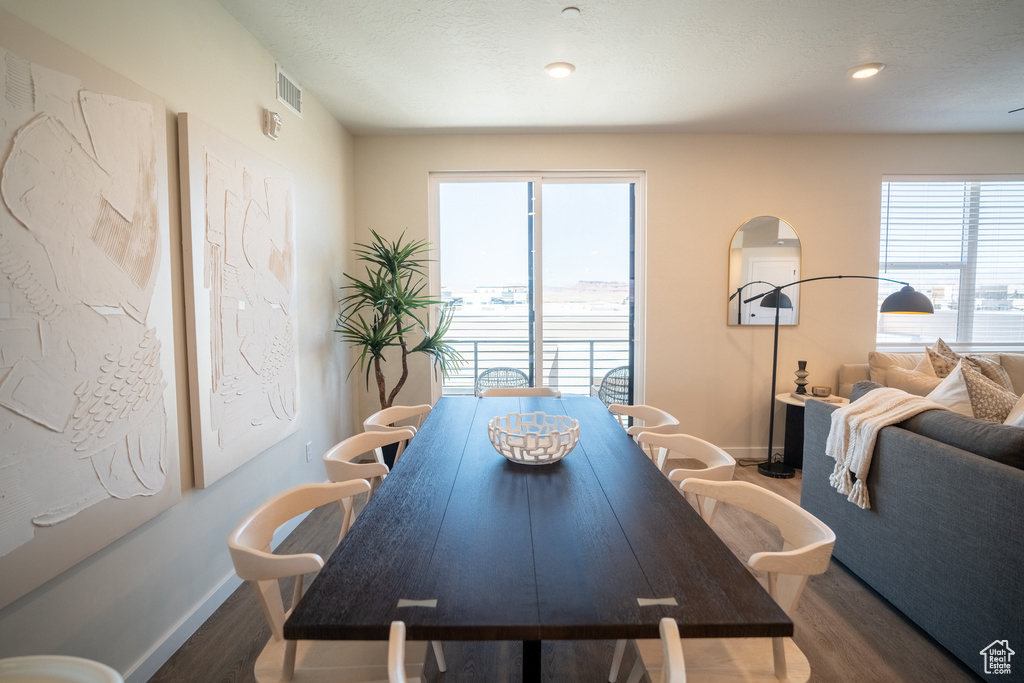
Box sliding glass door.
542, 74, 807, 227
430, 172, 644, 401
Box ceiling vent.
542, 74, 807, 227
276, 65, 302, 118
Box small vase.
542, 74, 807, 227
794, 360, 809, 395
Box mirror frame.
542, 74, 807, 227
728, 216, 801, 326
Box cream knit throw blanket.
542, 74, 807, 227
825, 388, 947, 509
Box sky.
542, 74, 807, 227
439, 181, 631, 290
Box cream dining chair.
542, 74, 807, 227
228, 479, 406, 682
612, 480, 835, 683
323, 429, 415, 533
363, 404, 432, 462
0, 655, 123, 682
608, 403, 680, 438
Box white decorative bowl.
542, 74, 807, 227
487, 412, 580, 465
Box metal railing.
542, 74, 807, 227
443, 338, 630, 396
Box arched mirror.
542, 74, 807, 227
728, 216, 801, 325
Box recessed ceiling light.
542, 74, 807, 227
850, 63, 885, 79
562, 6, 581, 18
545, 62, 576, 78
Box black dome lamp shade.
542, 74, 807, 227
879, 285, 934, 314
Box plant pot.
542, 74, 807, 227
381, 441, 400, 469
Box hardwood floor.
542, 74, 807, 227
149, 459, 980, 682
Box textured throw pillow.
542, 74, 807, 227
966, 355, 1015, 392
886, 366, 943, 396
926, 345, 960, 379
1005, 393, 1024, 427
926, 362, 974, 417
932, 337, 957, 358
960, 361, 1019, 423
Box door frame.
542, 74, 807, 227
428, 170, 647, 404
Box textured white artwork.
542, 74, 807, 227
179, 114, 298, 488
0, 11, 179, 609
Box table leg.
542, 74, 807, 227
522, 640, 541, 683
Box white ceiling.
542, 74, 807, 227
218, 0, 1024, 135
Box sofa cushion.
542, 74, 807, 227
867, 351, 922, 385
886, 366, 941, 396
850, 380, 1024, 469
999, 353, 1024, 395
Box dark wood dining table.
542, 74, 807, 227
284, 396, 791, 682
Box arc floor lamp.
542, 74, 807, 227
743, 275, 934, 478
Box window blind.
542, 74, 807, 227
877, 180, 1024, 349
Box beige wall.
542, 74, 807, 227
353, 133, 1024, 451
0, 0, 354, 679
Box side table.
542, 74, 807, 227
774, 393, 849, 469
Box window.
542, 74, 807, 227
428, 172, 645, 401
876, 178, 1024, 350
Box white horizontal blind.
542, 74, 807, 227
877, 180, 1024, 349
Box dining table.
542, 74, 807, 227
284, 395, 792, 682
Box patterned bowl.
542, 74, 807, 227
487, 412, 580, 465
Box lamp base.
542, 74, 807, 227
757, 460, 795, 479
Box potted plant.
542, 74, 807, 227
335, 230, 462, 416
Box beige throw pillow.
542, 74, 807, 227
868, 351, 924, 385
926, 347, 959, 379
926, 362, 974, 417
1005, 394, 1024, 427
886, 366, 943, 397
966, 355, 1015, 392
961, 361, 1019, 423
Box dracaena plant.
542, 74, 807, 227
335, 230, 462, 410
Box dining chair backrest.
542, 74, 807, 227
0, 655, 124, 682
388, 621, 409, 683
597, 366, 631, 407
475, 367, 529, 396
227, 480, 371, 680
363, 404, 432, 436
323, 429, 414, 527
637, 432, 735, 518
608, 403, 679, 438
679, 479, 835, 616
659, 618, 687, 683
479, 386, 561, 397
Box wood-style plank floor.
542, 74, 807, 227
149, 457, 981, 682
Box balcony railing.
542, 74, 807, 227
443, 338, 630, 396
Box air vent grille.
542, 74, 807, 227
276, 65, 302, 118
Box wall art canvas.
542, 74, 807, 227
0, 10, 179, 609
178, 114, 298, 488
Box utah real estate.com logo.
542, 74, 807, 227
980, 640, 1014, 676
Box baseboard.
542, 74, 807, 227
723, 446, 766, 460
123, 512, 307, 683
124, 569, 241, 683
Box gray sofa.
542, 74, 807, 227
801, 382, 1024, 680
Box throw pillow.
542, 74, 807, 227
867, 351, 923, 385
1005, 393, 1024, 428
926, 362, 974, 417
960, 361, 1019, 423
926, 347, 959, 379
932, 337, 957, 359
966, 354, 1015, 392
886, 366, 943, 396
912, 354, 937, 376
